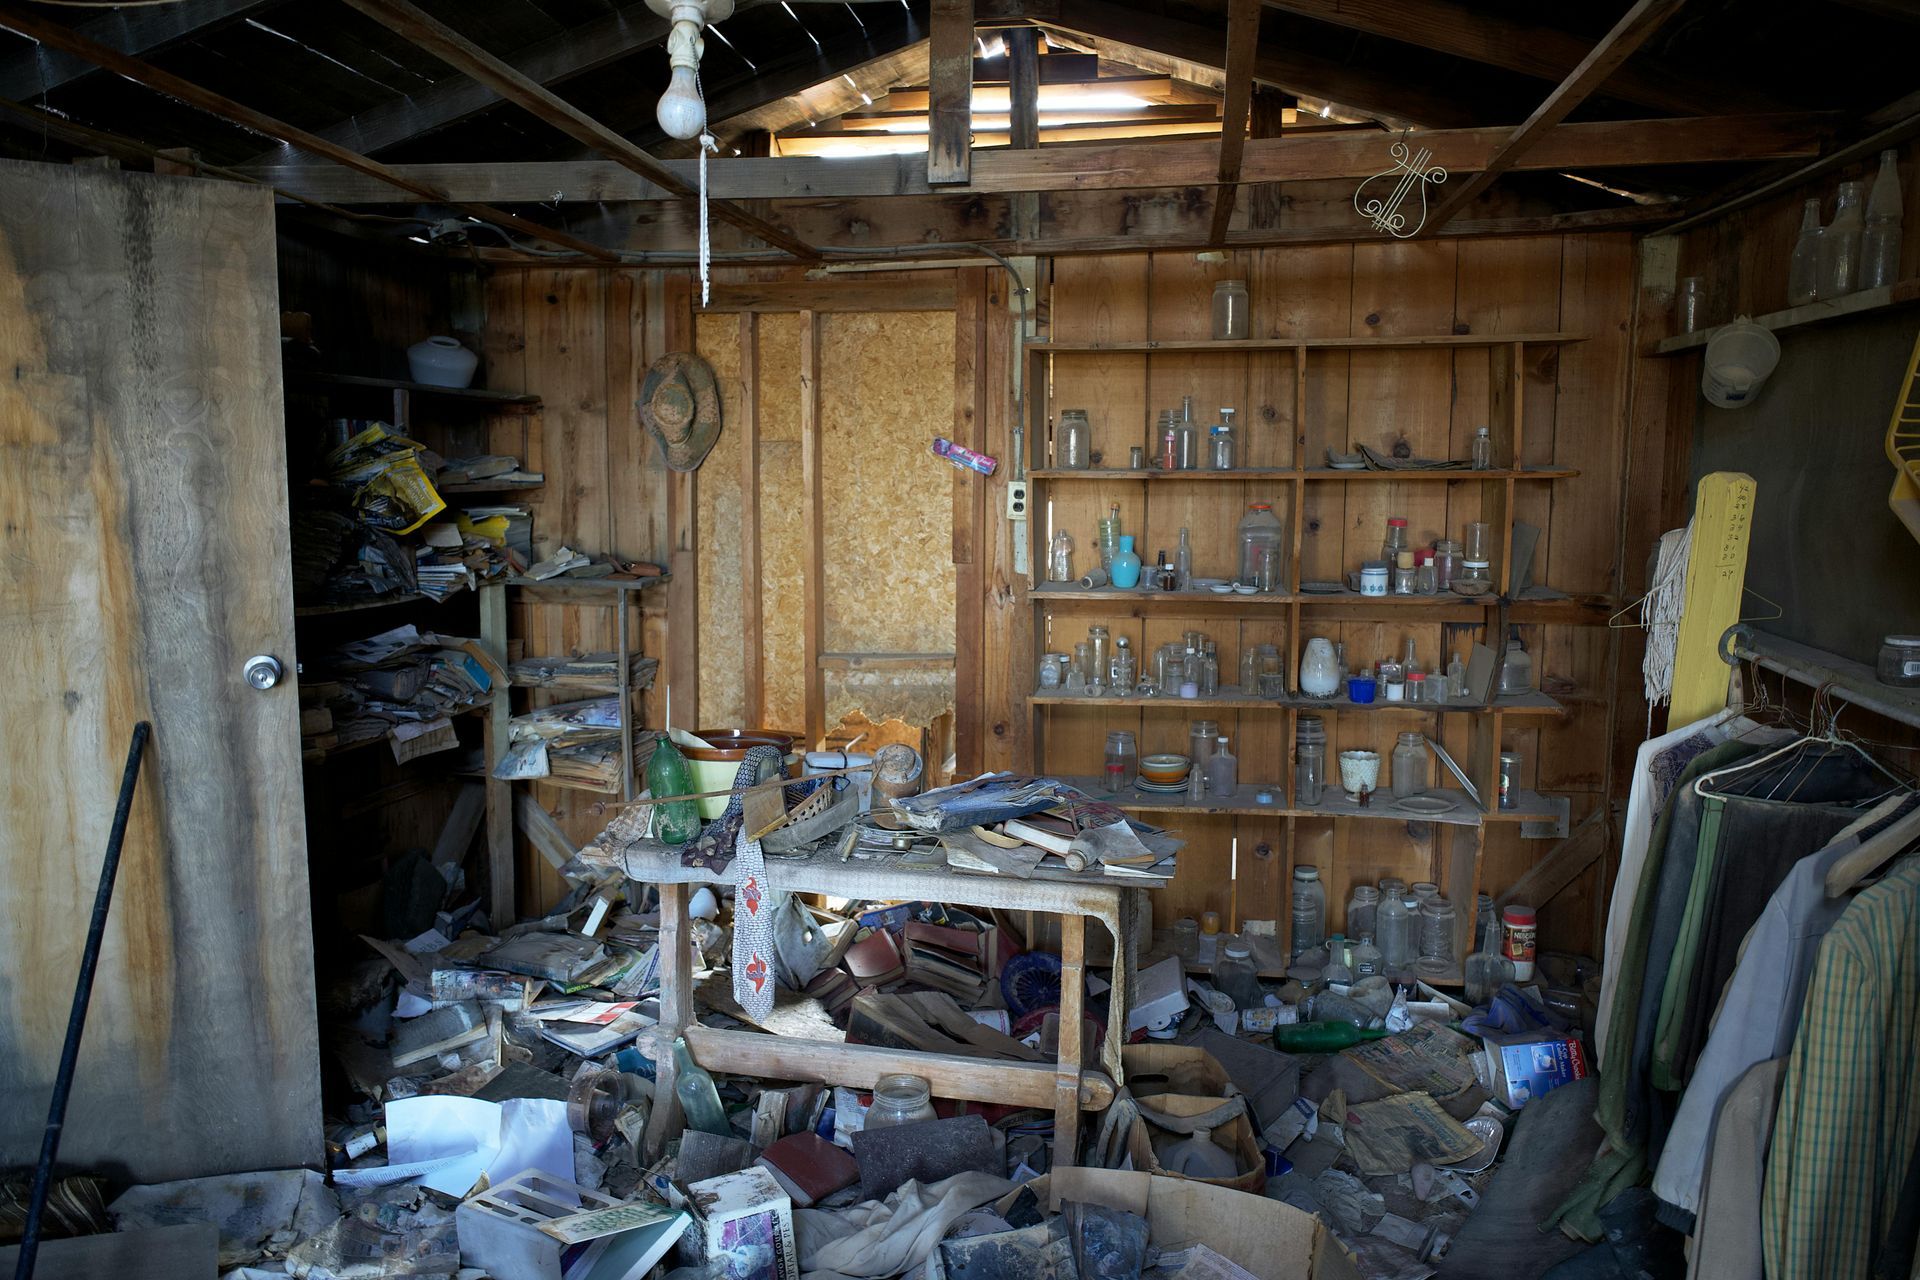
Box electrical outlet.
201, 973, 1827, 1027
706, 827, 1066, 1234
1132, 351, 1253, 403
1005, 479, 1029, 521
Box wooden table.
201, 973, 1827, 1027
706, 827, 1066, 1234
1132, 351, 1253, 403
611, 839, 1154, 1169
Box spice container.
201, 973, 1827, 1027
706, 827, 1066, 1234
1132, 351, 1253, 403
1381, 516, 1409, 566
1501, 904, 1537, 981
1359, 561, 1389, 596
1211, 280, 1250, 340
1104, 730, 1138, 792
1417, 897, 1457, 976
1415, 549, 1437, 595
1390, 730, 1427, 798
1058, 409, 1092, 469
1879, 635, 1920, 687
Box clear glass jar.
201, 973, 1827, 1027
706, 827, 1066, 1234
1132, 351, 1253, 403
1290, 865, 1327, 959
1382, 516, 1409, 566
1475, 892, 1499, 954
1390, 730, 1426, 798
1058, 409, 1091, 469
1393, 550, 1416, 594
1415, 550, 1437, 595
1463, 520, 1491, 562
1238, 502, 1285, 591
1820, 179, 1866, 298
1110, 636, 1137, 691
1432, 539, 1460, 591
1454, 559, 1491, 596
1879, 635, 1920, 687
1376, 893, 1414, 975
1072, 641, 1092, 682
1172, 916, 1200, 962
1295, 741, 1325, 806
1039, 652, 1066, 689
1155, 412, 1179, 470
1417, 897, 1457, 976
1411, 881, 1439, 903
866, 1073, 937, 1128
1047, 529, 1074, 583
1199, 640, 1220, 695
1104, 730, 1138, 793
1189, 719, 1218, 775
1499, 636, 1533, 694
1378, 877, 1406, 899
1214, 938, 1263, 1009
1350, 934, 1382, 981
1087, 626, 1111, 687
1381, 656, 1406, 702
1209, 409, 1236, 470
1211, 280, 1249, 340
1346, 885, 1380, 940
1098, 504, 1122, 572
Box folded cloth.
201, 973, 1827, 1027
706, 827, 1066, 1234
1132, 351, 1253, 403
794, 1171, 1014, 1280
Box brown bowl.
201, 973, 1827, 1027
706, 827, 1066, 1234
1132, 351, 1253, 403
684, 728, 797, 763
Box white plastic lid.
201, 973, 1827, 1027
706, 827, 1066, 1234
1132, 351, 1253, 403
1224, 941, 1252, 959
1294, 865, 1320, 880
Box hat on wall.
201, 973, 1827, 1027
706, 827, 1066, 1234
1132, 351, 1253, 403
639, 352, 723, 472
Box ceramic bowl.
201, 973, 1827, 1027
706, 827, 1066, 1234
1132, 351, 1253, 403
1139, 753, 1192, 784
1337, 749, 1381, 796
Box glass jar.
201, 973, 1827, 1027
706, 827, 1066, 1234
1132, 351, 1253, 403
1454, 559, 1491, 596
1087, 626, 1111, 687
1172, 419, 1200, 470
1098, 504, 1122, 572
1189, 719, 1218, 774
1172, 916, 1200, 962
1209, 409, 1236, 470
1104, 730, 1138, 793
1390, 731, 1426, 799
1381, 516, 1409, 566
1038, 652, 1067, 689
1155, 412, 1179, 470
1431, 539, 1460, 592
1406, 671, 1429, 704
1381, 657, 1406, 702
1214, 938, 1263, 1010
1110, 636, 1137, 691
1212, 280, 1250, 340
1199, 639, 1220, 695
1072, 641, 1092, 683
1058, 409, 1092, 469
1346, 885, 1380, 940
1289, 865, 1327, 959
1411, 881, 1439, 903
1376, 893, 1414, 976
1237, 502, 1285, 591
866, 1073, 937, 1128
1879, 635, 1920, 687
1296, 742, 1325, 807
1464, 947, 1515, 1007
1499, 636, 1533, 694
1415, 550, 1437, 595
1417, 897, 1457, 976
1047, 529, 1074, 583
1393, 550, 1416, 594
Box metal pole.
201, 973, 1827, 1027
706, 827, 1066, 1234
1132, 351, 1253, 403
16, 721, 151, 1280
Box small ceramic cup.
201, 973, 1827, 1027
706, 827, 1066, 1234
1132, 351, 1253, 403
1338, 750, 1381, 796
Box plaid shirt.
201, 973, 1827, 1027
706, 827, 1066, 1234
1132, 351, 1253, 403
1763, 854, 1920, 1278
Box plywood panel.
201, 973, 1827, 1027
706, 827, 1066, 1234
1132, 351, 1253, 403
0, 160, 320, 1179
756, 312, 808, 735
696, 311, 746, 727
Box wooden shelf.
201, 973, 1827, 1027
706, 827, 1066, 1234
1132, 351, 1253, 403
1483, 788, 1566, 824
288, 370, 542, 408
439, 480, 545, 494
294, 592, 427, 616
1299, 466, 1578, 482
508, 575, 671, 597
1028, 581, 1550, 616
1029, 333, 1584, 354
1061, 775, 1485, 826
1030, 688, 1564, 716
1646, 278, 1920, 355
303, 702, 489, 763
1025, 466, 1579, 482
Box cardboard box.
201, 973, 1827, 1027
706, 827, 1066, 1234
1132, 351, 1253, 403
977, 1169, 1360, 1280
1120, 1044, 1265, 1196
1126, 955, 1190, 1034
679, 1166, 800, 1280
1480, 1031, 1588, 1108
457, 1168, 691, 1280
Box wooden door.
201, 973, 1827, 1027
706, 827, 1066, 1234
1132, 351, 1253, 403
0, 160, 321, 1179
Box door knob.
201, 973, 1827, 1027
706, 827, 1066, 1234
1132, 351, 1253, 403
243, 654, 285, 690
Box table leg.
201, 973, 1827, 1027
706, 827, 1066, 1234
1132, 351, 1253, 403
644, 881, 693, 1161
1054, 911, 1086, 1169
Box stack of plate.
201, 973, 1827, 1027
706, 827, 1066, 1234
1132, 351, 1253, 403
1135, 777, 1190, 795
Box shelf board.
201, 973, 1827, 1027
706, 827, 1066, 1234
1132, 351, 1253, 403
1647, 278, 1920, 355
294, 592, 427, 617
303, 703, 489, 763
288, 370, 542, 408
1028, 333, 1584, 354
1030, 583, 1295, 606
1061, 776, 1484, 825
1030, 688, 1564, 716
1482, 788, 1566, 823
1027, 466, 1578, 482
508, 575, 671, 596
1298, 466, 1578, 482
1030, 467, 1301, 481
439, 479, 545, 494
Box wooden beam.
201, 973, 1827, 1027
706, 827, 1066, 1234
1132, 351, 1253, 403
1205, 0, 1262, 243
1259, 0, 1784, 118
1495, 810, 1607, 912
664, 273, 700, 727
513, 792, 578, 872
739, 313, 764, 727
927, 0, 975, 184
1426, 0, 1690, 231
0, 6, 619, 261
1005, 26, 1040, 149
799, 309, 826, 747
0, 0, 270, 101
243, 112, 1832, 204
334, 0, 817, 259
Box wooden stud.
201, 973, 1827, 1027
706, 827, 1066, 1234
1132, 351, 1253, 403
665, 274, 701, 729
514, 792, 578, 872
1006, 27, 1041, 151
800, 309, 826, 747
1205, 0, 1262, 244
927, 0, 975, 185
644, 882, 692, 1160
954, 270, 989, 775
1055, 911, 1086, 1167
739, 313, 765, 726
479, 581, 515, 923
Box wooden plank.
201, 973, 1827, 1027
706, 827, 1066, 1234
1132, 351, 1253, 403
0, 8, 618, 262
1494, 809, 1607, 910
927, 0, 975, 185
1426, 0, 1691, 231
665, 274, 701, 729
479, 582, 514, 921
333, 0, 816, 259
431, 782, 487, 869
644, 882, 692, 1159
0, 159, 320, 1179
1649, 279, 1920, 354
1055, 911, 1087, 1166
1205, 0, 1262, 243
954, 269, 988, 774
800, 309, 827, 747
0, 0, 271, 101
1006, 26, 1041, 151
1668, 471, 1756, 726
514, 793, 578, 872
740, 313, 765, 727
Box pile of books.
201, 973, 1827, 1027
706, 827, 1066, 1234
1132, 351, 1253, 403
432, 453, 543, 489
303, 624, 505, 761
494, 696, 658, 792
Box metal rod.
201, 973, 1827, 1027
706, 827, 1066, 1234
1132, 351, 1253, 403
1722, 624, 1920, 732
16, 721, 152, 1280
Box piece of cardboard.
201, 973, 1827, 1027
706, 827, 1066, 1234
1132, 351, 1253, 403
679, 1166, 800, 1280
1126, 955, 1190, 1033
1120, 1045, 1264, 1195
1193, 1029, 1300, 1132
1480, 1031, 1589, 1108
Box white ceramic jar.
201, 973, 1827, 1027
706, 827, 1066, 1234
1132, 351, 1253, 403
407, 335, 480, 388
1299, 637, 1341, 698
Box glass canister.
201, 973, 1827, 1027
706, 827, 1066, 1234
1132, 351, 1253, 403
1377, 893, 1414, 975
1047, 528, 1074, 583
1290, 865, 1327, 959
1211, 280, 1250, 340
1087, 626, 1111, 687
1058, 409, 1092, 469
1038, 652, 1067, 689
1104, 730, 1138, 793
1189, 719, 1219, 773
1296, 742, 1326, 805
1381, 516, 1409, 566
1432, 539, 1460, 592
1237, 502, 1285, 591
1393, 550, 1416, 594
1454, 522, 1492, 596
866, 1073, 937, 1128
1880, 635, 1920, 687
1215, 938, 1264, 1010
1172, 916, 1200, 961
1072, 641, 1092, 682
1417, 897, 1457, 976
1390, 730, 1427, 798
1411, 881, 1439, 904
1346, 885, 1380, 940
1257, 646, 1287, 697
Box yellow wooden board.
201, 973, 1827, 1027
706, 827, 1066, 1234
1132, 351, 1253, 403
1668, 471, 1757, 728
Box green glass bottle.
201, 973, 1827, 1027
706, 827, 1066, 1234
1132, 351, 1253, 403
671, 1036, 731, 1136
1272, 1021, 1389, 1054
647, 740, 702, 844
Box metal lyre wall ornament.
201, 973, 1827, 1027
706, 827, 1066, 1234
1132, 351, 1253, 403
1353, 135, 1448, 238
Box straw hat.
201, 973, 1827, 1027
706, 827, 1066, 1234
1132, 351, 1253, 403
639, 352, 723, 472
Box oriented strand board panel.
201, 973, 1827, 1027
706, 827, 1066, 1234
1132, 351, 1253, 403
696, 311, 747, 727
0, 160, 321, 1179
757, 313, 808, 734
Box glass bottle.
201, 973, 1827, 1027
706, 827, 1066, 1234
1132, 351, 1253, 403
1390, 730, 1427, 799
1104, 729, 1138, 793
1047, 528, 1074, 583
1189, 718, 1218, 774
1207, 734, 1237, 798
1381, 516, 1409, 566
1863, 149, 1904, 291
1237, 502, 1285, 591
1322, 934, 1353, 985
1346, 884, 1380, 940
1350, 934, 1382, 981
1110, 534, 1143, 589
1377, 893, 1414, 976
1378, 876, 1406, 899
1820, 179, 1867, 299
1087, 626, 1111, 689
1295, 741, 1325, 806
1058, 409, 1092, 470
1155, 411, 1179, 470
1393, 550, 1416, 594
1464, 943, 1515, 1007
1172, 417, 1200, 470
1475, 893, 1499, 954
866, 1074, 937, 1128
1072, 641, 1092, 686
647, 741, 702, 844
1199, 639, 1220, 695
1446, 651, 1468, 701
1499, 632, 1533, 695
1098, 504, 1122, 572
1214, 938, 1263, 1009
1415, 549, 1437, 595
1417, 897, 1457, 976
1789, 196, 1824, 306
1432, 539, 1460, 592
672, 1036, 731, 1136
1211, 280, 1249, 340
1110, 635, 1137, 691
1470, 425, 1492, 471
1676, 276, 1703, 333
1174, 526, 1193, 591
1289, 865, 1327, 959
1209, 409, 1237, 470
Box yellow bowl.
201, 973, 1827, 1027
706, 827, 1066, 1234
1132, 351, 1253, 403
1139, 753, 1192, 783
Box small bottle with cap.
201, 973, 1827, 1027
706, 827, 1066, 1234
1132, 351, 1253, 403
1471, 425, 1493, 471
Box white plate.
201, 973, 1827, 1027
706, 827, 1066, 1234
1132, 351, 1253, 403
1392, 794, 1457, 814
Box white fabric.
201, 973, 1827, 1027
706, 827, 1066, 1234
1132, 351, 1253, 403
1594, 711, 1779, 1064
1652, 796, 1910, 1217
793, 1171, 1015, 1280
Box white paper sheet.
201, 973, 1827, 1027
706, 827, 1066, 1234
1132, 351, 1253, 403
332, 1097, 572, 1197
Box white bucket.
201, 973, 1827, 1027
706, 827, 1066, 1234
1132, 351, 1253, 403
804, 750, 874, 812
1701, 317, 1781, 409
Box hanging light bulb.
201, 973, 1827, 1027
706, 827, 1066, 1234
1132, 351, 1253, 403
647, 0, 734, 140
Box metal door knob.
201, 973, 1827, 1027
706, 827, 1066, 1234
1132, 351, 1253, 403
243, 654, 285, 690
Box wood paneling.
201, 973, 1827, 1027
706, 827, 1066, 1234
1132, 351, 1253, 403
0, 159, 320, 1178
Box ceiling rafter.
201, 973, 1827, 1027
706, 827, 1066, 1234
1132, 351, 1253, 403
0, 4, 620, 260
1204, 0, 1260, 242
0, 0, 274, 101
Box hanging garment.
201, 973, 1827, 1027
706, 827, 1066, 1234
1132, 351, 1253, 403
1686, 1058, 1787, 1280
1763, 854, 1920, 1279
1652, 794, 1918, 1220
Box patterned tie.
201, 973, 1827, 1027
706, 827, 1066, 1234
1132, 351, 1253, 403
731, 827, 775, 1021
